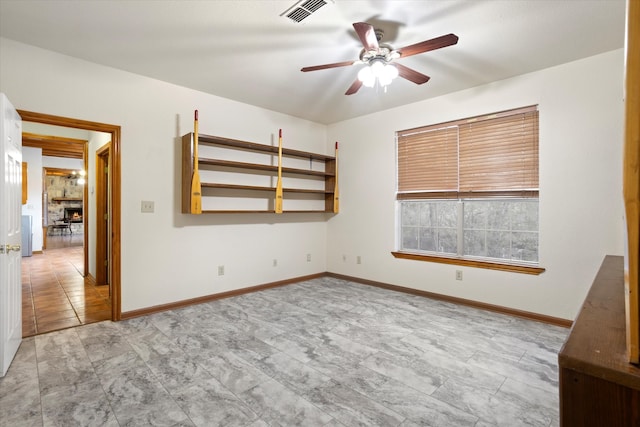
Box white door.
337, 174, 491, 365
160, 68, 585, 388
0, 93, 22, 377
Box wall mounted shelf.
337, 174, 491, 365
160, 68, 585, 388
181, 132, 338, 214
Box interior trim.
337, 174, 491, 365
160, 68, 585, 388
328, 272, 572, 327
121, 273, 325, 320
22, 132, 86, 159
391, 251, 546, 275
122, 270, 570, 328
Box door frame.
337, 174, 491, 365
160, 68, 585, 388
18, 110, 122, 321
95, 143, 110, 287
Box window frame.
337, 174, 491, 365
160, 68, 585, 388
394, 106, 544, 275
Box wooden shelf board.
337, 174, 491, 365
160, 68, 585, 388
201, 183, 331, 194
199, 158, 333, 177
52, 197, 83, 201
200, 209, 332, 214
195, 133, 334, 161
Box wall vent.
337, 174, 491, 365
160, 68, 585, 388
281, 0, 333, 23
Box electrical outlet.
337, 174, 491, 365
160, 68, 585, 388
141, 200, 154, 213
456, 270, 463, 281
218, 265, 225, 276
357, 256, 361, 264
307, 253, 311, 262
273, 259, 277, 267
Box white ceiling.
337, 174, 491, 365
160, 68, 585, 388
0, 0, 626, 125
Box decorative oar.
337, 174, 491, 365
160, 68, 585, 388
275, 129, 283, 213
333, 141, 339, 213
190, 110, 202, 214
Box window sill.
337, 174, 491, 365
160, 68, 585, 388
391, 251, 545, 275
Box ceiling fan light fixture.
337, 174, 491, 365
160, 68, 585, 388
358, 59, 398, 88
358, 65, 375, 87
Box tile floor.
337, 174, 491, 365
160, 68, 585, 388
21, 243, 111, 337
1, 276, 568, 426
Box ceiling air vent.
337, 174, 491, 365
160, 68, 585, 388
281, 0, 333, 23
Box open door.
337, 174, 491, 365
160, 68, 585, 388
0, 93, 23, 377
96, 143, 110, 289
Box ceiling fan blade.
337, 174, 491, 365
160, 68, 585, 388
301, 60, 357, 72
345, 79, 363, 95
397, 33, 459, 58
395, 63, 431, 85
353, 22, 379, 51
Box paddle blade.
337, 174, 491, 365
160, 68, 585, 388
191, 110, 202, 214
275, 128, 283, 213
190, 172, 202, 214
333, 141, 339, 213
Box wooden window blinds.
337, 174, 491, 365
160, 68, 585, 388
397, 105, 539, 199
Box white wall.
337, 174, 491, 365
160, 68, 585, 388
0, 37, 328, 312
326, 49, 625, 321
21, 147, 42, 252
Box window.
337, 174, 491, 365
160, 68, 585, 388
394, 106, 542, 273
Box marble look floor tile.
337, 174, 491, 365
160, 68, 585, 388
116, 315, 160, 336
496, 378, 560, 422
398, 330, 478, 362
36, 352, 97, 397
9, 277, 568, 426
147, 310, 198, 337
216, 334, 280, 365
171, 377, 258, 427
239, 378, 334, 426
360, 351, 445, 395
262, 332, 321, 364
536, 324, 569, 348
489, 331, 561, 362
76, 322, 133, 363
340, 366, 478, 427
171, 332, 222, 359
303, 379, 406, 426
40, 381, 118, 427
0, 338, 38, 389
91, 349, 148, 379
142, 351, 213, 394
34, 328, 85, 362
198, 350, 272, 395
218, 316, 288, 342
97, 364, 191, 426
254, 351, 332, 395
0, 377, 43, 427
329, 320, 414, 352
126, 328, 181, 362
431, 378, 551, 426
468, 350, 558, 394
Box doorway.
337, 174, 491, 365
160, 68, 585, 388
18, 110, 121, 323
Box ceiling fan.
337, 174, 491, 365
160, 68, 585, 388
301, 22, 459, 95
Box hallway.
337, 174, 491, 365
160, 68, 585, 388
21, 239, 111, 337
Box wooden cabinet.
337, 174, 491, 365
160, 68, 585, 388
181, 132, 338, 214
558, 256, 640, 426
